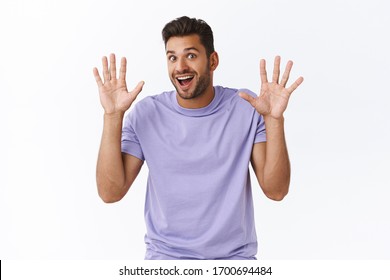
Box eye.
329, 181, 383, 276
187, 53, 196, 59
168, 55, 176, 62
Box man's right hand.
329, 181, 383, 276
93, 53, 144, 115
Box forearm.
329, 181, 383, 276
262, 116, 291, 200
96, 112, 126, 202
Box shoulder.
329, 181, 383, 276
135, 91, 173, 107
131, 90, 175, 113
216, 85, 256, 99
124, 90, 175, 125
216, 86, 257, 109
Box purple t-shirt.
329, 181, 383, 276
121, 86, 266, 259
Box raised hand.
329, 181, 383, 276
239, 56, 303, 119
93, 53, 144, 115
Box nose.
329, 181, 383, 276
175, 57, 189, 73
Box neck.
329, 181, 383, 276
176, 84, 215, 109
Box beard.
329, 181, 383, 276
172, 62, 211, 100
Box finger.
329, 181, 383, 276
272, 55, 281, 83
260, 59, 268, 84
109, 53, 117, 80
238, 92, 256, 107
102, 56, 110, 83
119, 57, 127, 81
280, 60, 293, 87
93, 67, 103, 87
286, 76, 304, 94
130, 81, 145, 99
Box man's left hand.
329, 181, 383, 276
239, 56, 304, 119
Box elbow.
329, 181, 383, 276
96, 182, 125, 204
99, 192, 122, 203
260, 173, 290, 201
262, 184, 289, 201
265, 190, 288, 201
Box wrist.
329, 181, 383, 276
104, 110, 124, 118
263, 115, 285, 129
103, 111, 125, 122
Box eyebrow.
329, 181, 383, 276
166, 47, 200, 55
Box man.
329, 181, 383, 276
93, 16, 303, 260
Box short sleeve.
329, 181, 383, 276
121, 111, 145, 161
254, 113, 266, 143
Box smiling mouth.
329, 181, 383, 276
176, 75, 194, 86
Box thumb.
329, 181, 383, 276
238, 92, 256, 106
130, 81, 145, 98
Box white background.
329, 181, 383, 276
1, 0, 389, 259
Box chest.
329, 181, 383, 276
135, 107, 256, 174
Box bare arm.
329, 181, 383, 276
94, 54, 144, 203
240, 56, 303, 201
250, 117, 290, 201
96, 113, 143, 203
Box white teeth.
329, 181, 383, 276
177, 76, 194, 80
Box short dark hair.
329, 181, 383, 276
162, 16, 215, 57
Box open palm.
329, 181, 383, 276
93, 54, 144, 114
240, 56, 303, 119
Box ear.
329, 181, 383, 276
209, 52, 219, 71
